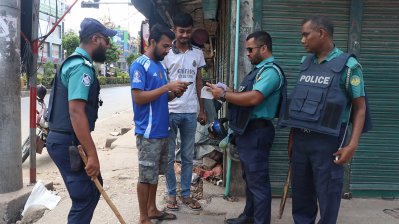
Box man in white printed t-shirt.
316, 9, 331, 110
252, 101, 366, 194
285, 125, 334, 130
162, 12, 206, 211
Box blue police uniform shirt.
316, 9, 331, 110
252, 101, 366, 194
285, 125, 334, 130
130, 55, 169, 138
251, 57, 282, 120
60, 47, 95, 101
301, 47, 365, 122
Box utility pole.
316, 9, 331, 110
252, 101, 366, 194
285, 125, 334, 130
29, 0, 41, 184
0, 0, 22, 193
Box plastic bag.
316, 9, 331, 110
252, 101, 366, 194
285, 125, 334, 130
22, 181, 61, 216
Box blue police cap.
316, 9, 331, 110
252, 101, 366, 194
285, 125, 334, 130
79, 18, 117, 39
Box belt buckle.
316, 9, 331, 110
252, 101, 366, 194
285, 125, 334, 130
301, 128, 311, 133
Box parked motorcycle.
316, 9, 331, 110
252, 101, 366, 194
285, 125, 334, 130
22, 85, 49, 163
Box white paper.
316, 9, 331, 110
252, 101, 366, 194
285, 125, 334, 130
201, 86, 214, 99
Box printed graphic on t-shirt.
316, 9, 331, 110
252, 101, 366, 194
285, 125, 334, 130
133, 70, 141, 83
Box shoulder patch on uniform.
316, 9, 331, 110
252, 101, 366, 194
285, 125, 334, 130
133, 70, 141, 83
350, 75, 361, 86
82, 73, 91, 86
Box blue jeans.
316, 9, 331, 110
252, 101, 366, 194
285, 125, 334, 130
166, 113, 197, 197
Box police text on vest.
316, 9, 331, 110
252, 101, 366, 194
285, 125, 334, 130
299, 75, 331, 85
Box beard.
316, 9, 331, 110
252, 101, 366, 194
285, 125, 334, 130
250, 53, 262, 65
92, 44, 107, 63
177, 38, 190, 45
154, 45, 166, 61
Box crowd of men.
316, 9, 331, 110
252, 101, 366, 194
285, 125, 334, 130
45, 11, 370, 224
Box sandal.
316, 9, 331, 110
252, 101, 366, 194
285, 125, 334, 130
181, 196, 202, 211
149, 211, 177, 220
166, 197, 179, 211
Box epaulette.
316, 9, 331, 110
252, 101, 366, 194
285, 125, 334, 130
82, 58, 93, 68
300, 56, 307, 64
346, 57, 362, 70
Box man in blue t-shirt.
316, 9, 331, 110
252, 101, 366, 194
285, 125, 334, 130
129, 24, 189, 224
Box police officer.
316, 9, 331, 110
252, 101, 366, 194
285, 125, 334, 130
278, 15, 371, 224
207, 31, 285, 224
46, 18, 116, 224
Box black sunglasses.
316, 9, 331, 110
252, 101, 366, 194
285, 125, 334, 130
96, 34, 110, 45
246, 45, 264, 53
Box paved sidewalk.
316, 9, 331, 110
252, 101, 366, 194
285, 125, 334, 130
35, 129, 399, 224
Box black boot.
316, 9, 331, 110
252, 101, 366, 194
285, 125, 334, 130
225, 213, 254, 224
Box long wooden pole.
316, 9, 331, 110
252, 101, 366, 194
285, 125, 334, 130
78, 145, 126, 224
278, 129, 294, 219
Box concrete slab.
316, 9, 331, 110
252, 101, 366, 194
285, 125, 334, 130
0, 182, 52, 224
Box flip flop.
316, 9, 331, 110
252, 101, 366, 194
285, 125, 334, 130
149, 211, 177, 220
181, 197, 202, 211
166, 199, 180, 211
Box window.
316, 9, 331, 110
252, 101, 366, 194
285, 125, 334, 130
40, 43, 50, 58
52, 25, 61, 38
52, 44, 61, 59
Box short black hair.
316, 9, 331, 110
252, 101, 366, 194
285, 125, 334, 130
302, 15, 334, 38
148, 24, 175, 44
246, 31, 273, 52
172, 12, 194, 28
80, 33, 95, 44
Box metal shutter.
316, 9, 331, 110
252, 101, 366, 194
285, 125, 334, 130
350, 0, 399, 198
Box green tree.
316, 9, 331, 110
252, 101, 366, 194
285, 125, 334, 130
105, 41, 122, 64
43, 61, 54, 78
62, 30, 79, 57
126, 53, 140, 66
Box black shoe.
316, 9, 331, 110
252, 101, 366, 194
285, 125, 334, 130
225, 213, 254, 224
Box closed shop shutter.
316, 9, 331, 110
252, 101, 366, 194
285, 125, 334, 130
261, 0, 351, 194
350, 0, 399, 197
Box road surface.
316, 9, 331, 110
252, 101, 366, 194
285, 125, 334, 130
20, 86, 132, 143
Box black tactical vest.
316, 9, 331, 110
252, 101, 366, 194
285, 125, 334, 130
47, 54, 100, 133
279, 53, 352, 136
228, 62, 285, 135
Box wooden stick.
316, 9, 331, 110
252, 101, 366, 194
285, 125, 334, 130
77, 145, 126, 224
278, 129, 294, 219
278, 164, 291, 219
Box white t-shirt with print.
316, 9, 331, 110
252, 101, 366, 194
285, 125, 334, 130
162, 45, 206, 113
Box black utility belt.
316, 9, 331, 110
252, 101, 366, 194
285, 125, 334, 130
246, 119, 272, 131
50, 129, 73, 135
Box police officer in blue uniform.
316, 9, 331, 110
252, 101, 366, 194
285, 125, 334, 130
207, 31, 286, 224
278, 15, 372, 224
46, 18, 116, 224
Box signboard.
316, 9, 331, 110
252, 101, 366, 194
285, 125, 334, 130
141, 21, 149, 54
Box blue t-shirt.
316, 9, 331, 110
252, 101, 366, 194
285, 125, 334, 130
129, 55, 169, 138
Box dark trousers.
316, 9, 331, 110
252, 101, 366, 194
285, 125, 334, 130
291, 128, 345, 224
236, 125, 275, 224
47, 131, 102, 224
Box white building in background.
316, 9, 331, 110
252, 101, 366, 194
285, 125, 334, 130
38, 0, 68, 68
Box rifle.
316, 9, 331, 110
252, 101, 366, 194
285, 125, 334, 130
278, 129, 293, 219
